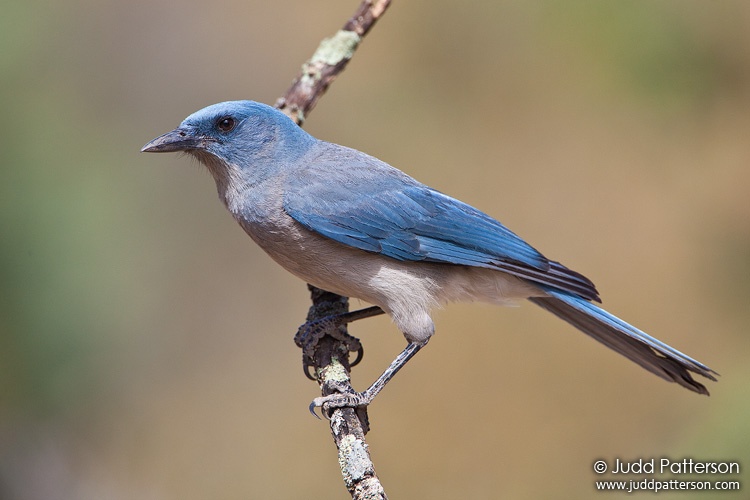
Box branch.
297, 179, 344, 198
276, 0, 392, 126
274, 1, 392, 499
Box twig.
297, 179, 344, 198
274, 1, 392, 499
276, 0, 392, 126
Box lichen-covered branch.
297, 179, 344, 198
273, 1, 392, 499
276, 0, 392, 126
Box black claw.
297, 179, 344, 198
309, 401, 321, 419
350, 346, 364, 367
303, 362, 316, 381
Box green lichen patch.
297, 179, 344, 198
311, 30, 361, 66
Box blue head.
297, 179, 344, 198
142, 101, 316, 191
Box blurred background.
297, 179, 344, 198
1, 0, 749, 498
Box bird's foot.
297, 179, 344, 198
308, 341, 426, 419
308, 380, 372, 431
295, 316, 364, 380
309, 387, 375, 417
309, 382, 375, 433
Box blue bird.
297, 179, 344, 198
142, 100, 716, 411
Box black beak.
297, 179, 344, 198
141, 128, 203, 153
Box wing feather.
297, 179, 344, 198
284, 155, 600, 301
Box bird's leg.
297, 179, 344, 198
295, 306, 385, 380
309, 340, 427, 417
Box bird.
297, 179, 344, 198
142, 100, 716, 412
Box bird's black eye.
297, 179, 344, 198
216, 116, 236, 132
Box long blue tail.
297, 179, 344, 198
529, 288, 717, 395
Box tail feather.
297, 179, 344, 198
529, 289, 718, 395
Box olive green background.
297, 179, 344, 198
2, 1, 748, 498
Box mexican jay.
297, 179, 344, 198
142, 100, 716, 410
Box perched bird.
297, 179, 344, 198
142, 100, 716, 411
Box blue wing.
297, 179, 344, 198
283, 156, 599, 301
